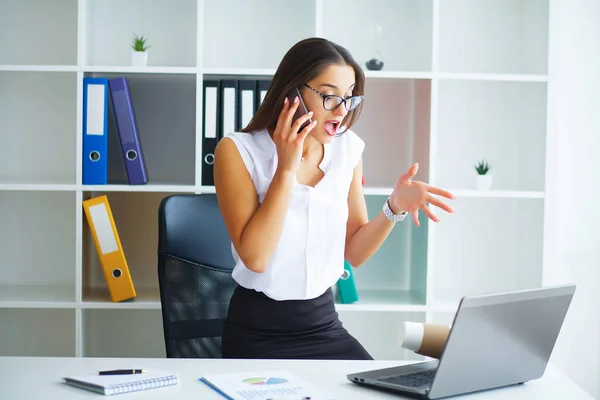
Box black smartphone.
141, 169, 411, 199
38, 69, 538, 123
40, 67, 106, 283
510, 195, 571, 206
286, 87, 312, 133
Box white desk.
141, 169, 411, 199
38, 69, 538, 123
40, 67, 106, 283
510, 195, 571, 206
0, 356, 592, 399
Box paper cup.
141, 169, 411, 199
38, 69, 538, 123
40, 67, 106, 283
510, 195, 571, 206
398, 321, 451, 359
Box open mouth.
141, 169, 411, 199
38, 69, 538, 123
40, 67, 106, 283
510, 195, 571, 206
324, 120, 339, 136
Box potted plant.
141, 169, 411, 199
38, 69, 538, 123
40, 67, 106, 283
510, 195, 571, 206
474, 159, 492, 190
131, 33, 150, 67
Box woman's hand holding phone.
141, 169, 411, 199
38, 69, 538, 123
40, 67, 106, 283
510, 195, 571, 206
273, 96, 317, 173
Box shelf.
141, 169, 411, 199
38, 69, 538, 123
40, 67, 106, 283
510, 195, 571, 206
365, 71, 434, 79
435, 79, 547, 191
84, 0, 197, 67
0, 0, 78, 65
437, 72, 548, 82
438, 0, 549, 75
0, 285, 75, 308
82, 309, 165, 358
348, 188, 545, 200
0, 67, 550, 83
202, 68, 276, 77
0, 183, 197, 193
80, 288, 426, 312
198, 69, 548, 82
202, 0, 316, 69
449, 190, 545, 199
83, 72, 197, 186
0, 65, 79, 72
335, 290, 426, 312
0, 183, 77, 191
322, 0, 433, 72
362, 188, 544, 200
0, 191, 77, 295
356, 78, 431, 188
82, 183, 197, 193
83, 66, 197, 74
0, 308, 76, 356
197, 185, 217, 194
82, 286, 160, 309
0, 71, 77, 184
0, 0, 553, 362
433, 196, 544, 304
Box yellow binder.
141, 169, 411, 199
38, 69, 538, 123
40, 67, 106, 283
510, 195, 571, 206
83, 195, 136, 302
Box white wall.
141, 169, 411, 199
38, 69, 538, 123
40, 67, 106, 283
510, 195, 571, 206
544, 0, 600, 398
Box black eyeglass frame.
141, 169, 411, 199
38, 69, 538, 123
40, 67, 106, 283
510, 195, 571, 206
303, 83, 364, 112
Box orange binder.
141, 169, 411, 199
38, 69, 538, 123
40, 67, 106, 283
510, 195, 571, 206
82, 195, 136, 302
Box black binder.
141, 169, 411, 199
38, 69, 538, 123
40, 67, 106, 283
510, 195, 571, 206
201, 79, 221, 186
255, 79, 271, 112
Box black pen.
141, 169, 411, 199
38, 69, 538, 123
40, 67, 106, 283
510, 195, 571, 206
98, 369, 148, 375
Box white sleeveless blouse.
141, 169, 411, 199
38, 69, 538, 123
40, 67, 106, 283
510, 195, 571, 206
223, 128, 365, 301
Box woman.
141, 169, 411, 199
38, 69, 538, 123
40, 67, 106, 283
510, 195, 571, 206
214, 37, 455, 360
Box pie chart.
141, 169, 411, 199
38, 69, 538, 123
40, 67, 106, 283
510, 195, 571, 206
243, 377, 288, 385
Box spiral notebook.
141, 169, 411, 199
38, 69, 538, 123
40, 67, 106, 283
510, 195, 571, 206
63, 369, 179, 396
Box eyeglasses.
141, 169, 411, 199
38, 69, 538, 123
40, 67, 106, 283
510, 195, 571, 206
303, 83, 364, 112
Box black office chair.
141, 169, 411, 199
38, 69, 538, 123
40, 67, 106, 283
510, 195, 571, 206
157, 194, 237, 358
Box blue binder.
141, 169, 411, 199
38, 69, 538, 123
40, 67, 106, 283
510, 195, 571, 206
108, 77, 148, 185
82, 77, 109, 185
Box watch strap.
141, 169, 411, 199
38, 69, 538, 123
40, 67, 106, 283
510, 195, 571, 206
383, 197, 408, 223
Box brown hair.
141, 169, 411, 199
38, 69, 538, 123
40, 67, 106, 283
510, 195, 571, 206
240, 37, 365, 134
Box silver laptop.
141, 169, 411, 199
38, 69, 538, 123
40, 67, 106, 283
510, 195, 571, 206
347, 284, 576, 399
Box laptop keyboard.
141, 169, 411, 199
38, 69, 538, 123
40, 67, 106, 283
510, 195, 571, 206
377, 369, 436, 388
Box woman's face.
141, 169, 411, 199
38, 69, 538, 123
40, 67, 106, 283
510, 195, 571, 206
300, 63, 356, 143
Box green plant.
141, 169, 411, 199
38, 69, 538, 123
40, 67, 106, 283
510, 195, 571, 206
131, 33, 150, 52
474, 159, 490, 175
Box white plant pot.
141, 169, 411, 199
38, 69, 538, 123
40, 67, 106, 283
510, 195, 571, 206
476, 174, 492, 190
131, 51, 148, 67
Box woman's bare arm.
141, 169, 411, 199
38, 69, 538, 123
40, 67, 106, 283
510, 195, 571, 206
214, 138, 295, 273
344, 158, 397, 267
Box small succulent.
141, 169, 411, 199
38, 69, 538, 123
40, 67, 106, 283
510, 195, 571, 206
131, 33, 150, 52
474, 159, 490, 175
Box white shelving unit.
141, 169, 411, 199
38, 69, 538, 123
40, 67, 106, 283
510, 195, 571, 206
0, 0, 552, 361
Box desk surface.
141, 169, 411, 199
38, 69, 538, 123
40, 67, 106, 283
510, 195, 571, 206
0, 356, 592, 399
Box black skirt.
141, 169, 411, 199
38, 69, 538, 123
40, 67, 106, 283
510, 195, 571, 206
221, 285, 373, 360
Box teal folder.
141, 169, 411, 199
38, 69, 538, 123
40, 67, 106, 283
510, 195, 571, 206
337, 260, 359, 304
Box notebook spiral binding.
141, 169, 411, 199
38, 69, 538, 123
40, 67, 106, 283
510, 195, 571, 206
106, 376, 179, 395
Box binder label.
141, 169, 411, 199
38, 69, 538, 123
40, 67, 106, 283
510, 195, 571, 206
223, 87, 236, 136
89, 204, 118, 255
205, 87, 217, 139
241, 89, 254, 128
86, 84, 106, 135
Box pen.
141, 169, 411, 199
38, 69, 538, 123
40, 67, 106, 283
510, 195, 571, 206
98, 369, 148, 375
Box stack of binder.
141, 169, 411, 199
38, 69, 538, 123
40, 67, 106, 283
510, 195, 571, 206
82, 76, 148, 186
202, 78, 271, 186
82, 76, 146, 302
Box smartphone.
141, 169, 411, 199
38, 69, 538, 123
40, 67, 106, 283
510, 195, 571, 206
286, 87, 312, 133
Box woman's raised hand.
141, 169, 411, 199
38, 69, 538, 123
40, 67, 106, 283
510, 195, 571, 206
272, 96, 318, 173
390, 163, 456, 226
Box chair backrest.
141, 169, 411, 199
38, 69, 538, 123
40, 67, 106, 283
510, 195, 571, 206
157, 194, 237, 358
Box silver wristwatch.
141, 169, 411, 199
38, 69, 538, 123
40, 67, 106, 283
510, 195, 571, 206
382, 196, 408, 223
